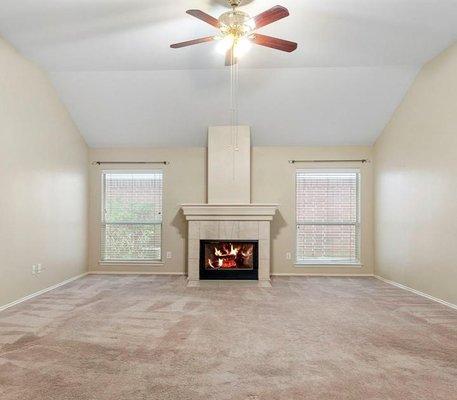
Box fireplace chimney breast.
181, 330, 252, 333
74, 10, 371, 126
207, 126, 251, 204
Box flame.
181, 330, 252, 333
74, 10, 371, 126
214, 244, 241, 257
241, 248, 252, 258
207, 242, 254, 270
208, 258, 223, 269
230, 244, 240, 256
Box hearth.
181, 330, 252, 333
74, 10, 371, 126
200, 240, 258, 280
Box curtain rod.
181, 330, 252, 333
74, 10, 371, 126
92, 161, 169, 165
289, 159, 369, 164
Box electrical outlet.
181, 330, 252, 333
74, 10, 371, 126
32, 265, 37, 275
286, 252, 292, 260
166, 251, 172, 259
37, 264, 42, 273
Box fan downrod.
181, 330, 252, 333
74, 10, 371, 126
228, 0, 242, 8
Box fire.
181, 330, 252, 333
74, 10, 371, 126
241, 248, 253, 258
214, 244, 240, 258
208, 258, 224, 269
229, 244, 239, 256
206, 242, 253, 270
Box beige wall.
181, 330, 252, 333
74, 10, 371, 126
374, 43, 457, 305
0, 38, 89, 307
89, 146, 373, 276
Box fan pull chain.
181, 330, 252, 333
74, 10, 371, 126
230, 52, 240, 181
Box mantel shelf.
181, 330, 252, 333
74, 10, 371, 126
181, 204, 279, 221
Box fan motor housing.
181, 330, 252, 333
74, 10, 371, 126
219, 10, 255, 37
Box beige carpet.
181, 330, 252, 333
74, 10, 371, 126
0, 275, 456, 400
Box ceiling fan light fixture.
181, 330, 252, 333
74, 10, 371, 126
216, 34, 235, 54
215, 35, 252, 58
234, 37, 252, 58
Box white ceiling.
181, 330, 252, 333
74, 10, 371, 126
1, 0, 456, 146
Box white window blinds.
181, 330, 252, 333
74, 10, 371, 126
101, 171, 163, 262
296, 171, 360, 264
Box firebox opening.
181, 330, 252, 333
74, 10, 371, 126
200, 240, 259, 280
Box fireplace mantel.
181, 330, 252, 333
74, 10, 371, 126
181, 203, 278, 287
181, 204, 278, 221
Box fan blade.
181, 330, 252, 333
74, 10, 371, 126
225, 46, 237, 66
253, 5, 289, 29
252, 34, 297, 52
186, 9, 220, 28
170, 36, 214, 49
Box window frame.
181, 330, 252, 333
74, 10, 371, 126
100, 169, 164, 265
294, 168, 362, 267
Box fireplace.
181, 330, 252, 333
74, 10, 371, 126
182, 127, 277, 286
200, 240, 259, 280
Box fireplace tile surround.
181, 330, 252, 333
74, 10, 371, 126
182, 204, 278, 287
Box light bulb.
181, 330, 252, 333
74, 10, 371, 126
234, 37, 252, 58
216, 35, 235, 55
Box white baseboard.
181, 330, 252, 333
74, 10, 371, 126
88, 271, 186, 276
0, 272, 88, 313
272, 273, 374, 277
374, 275, 457, 311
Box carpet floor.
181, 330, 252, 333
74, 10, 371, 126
0, 275, 456, 400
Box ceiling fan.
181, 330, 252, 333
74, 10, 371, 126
170, 0, 298, 65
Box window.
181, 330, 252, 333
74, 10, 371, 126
101, 171, 163, 262
296, 170, 360, 264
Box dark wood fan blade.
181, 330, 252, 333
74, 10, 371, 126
186, 9, 220, 28
170, 36, 214, 49
253, 5, 289, 29
225, 46, 237, 66
252, 34, 297, 52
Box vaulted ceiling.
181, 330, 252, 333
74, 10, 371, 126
1, 0, 456, 147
